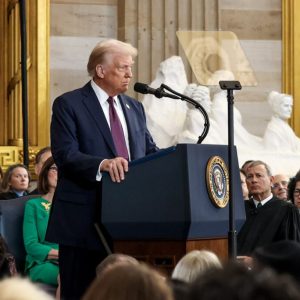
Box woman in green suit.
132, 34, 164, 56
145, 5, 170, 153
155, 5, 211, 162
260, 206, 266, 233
23, 156, 59, 286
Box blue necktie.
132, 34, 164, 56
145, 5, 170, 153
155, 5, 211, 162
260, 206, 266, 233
108, 97, 129, 160
257, 202, 262, 208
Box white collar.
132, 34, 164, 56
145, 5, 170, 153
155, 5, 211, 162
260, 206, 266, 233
253, 193, 273, 207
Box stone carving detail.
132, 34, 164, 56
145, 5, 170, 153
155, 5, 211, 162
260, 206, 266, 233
142, 56, 300, 175
0, 147, 21, 171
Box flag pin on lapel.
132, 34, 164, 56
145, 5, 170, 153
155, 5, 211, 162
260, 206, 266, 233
126, 103, 130, 109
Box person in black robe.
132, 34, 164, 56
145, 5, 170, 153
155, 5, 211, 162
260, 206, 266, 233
237, 160, 300, 256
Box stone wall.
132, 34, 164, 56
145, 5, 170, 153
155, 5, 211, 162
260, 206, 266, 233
50, 0, 282, 137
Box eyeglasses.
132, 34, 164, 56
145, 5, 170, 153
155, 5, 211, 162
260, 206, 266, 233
49, 166, 58, 172
293, 189, 300, 197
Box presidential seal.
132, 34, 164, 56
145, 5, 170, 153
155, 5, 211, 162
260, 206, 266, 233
206, 156, 229, 208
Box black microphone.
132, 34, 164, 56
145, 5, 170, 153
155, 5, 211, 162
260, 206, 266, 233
134, 82, 179, 99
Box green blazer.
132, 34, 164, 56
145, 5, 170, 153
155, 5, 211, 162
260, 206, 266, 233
23, 197, 59, 285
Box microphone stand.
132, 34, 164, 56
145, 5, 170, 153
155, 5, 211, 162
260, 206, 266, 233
158, 84, 210, 143
219, 80, 242, 259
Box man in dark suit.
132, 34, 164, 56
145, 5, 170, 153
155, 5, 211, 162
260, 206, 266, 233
237, 160, 300, 256
46, 39, 158, 300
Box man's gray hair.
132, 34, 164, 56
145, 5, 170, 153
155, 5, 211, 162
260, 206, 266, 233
87, 39, 137, 77
247, 160, 272, 176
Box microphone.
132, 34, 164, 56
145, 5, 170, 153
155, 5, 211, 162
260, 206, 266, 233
134, 82, 179, 99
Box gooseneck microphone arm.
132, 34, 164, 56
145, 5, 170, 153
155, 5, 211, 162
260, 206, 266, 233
159, 84, 210, 144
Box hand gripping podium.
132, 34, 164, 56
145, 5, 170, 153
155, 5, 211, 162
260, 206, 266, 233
102, 144, 245, 273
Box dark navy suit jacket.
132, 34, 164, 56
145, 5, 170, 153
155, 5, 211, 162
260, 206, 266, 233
46, 82, 158, 250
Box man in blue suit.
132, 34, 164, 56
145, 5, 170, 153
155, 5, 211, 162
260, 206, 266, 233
46, 39, 158, 300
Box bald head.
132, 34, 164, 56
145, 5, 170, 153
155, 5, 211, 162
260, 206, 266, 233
272, 174, 289, 201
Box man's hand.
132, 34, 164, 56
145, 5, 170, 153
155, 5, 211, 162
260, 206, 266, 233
100, 157, 129, 183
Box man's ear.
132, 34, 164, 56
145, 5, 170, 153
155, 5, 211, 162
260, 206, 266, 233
96, 64, 105, 78
270, 175, 274, 187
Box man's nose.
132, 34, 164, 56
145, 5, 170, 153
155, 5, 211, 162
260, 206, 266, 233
125, 68, 132, 78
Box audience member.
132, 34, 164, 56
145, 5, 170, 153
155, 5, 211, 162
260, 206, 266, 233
288, 171, 300, 212
171, 250, 222, 283
189, 262, 300, 300
240, 169, 249, 200
0, 164, 30, 200
96, 253, 138, 277
237, 160, 300, 255
272, 173, 289, 201
29, 147, 52, 195
253, 240, 300, 282
23, 157, 59, 287
0, 277, 54, 300
83, 263, 174, 300
0, 235, 17, 278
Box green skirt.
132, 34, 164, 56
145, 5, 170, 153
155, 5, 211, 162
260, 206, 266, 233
28, 261, 59, 286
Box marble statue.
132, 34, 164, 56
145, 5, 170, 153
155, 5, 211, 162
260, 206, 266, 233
142, 56, 300, 175
264, 91, 300, 152
209, 70, 263, 150
177, 83, 225, 145
142, 56, 188, 148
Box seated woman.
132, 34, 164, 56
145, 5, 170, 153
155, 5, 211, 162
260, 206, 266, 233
288, 171, 300, 213
23, 157, 59, 287
0, 164, 30, 200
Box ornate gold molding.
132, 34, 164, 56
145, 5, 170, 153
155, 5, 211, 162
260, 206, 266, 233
36, 0, 50, 146
0, 146, 43, 177
7, 0, 18, 17
282, 0, 300, 136
0, 147, 21, 169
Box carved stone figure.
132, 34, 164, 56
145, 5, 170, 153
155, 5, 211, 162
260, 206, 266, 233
142, 56, 300, 176
142, 56, 188, 148
264, 91, 300, 152
177, 83, 225, 145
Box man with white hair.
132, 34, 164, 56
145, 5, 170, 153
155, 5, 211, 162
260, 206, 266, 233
272, 173, 289, 201
237, 160, 300, 256
46, 39, 158, 300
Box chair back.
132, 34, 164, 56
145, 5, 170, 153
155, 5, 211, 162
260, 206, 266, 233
0, 195, 39, 273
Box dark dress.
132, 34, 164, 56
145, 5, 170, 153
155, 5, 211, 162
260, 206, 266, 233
0, 191, 27, 200
237, 197, 300, 255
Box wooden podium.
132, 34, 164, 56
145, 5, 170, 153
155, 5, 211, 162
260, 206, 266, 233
102, 144, 245, 274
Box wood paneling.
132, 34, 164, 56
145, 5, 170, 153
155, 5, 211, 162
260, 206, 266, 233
114, 238, 228, 275
118, 0, 219, 98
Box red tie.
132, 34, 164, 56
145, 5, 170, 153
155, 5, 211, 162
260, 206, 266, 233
108, 97, 129, 160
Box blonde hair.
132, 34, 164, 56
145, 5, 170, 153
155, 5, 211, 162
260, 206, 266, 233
87, 39, 137, 77
96, 253, 139, 277
0, 277, 54, 300
83, 263, 173, 300
172, 250, 222, 283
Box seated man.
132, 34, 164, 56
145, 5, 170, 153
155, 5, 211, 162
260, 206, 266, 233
272, 173, 289, 201
237, 160, 300, 255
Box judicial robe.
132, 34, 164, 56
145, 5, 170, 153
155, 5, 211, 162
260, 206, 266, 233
237, 196, 300, 255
